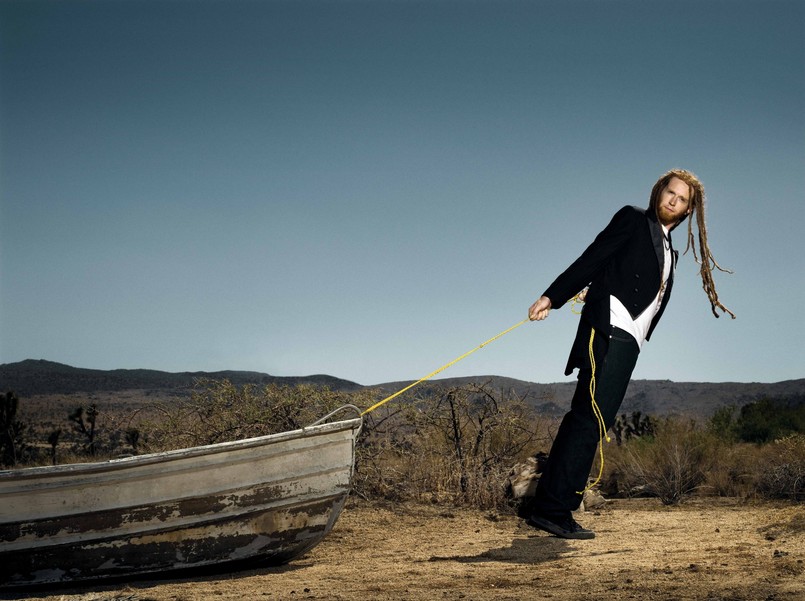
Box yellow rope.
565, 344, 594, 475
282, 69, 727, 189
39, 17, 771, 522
578, 327, 611, 495
361, 318, 529, 416
360, 296, 607, 494
570, 291, 585, 315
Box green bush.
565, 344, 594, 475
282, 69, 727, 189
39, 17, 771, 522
708, 405, 739, 443
709, 397, 805, 444
735, 398, 804, 443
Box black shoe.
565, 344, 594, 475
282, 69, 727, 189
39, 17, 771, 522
516, 501, 535, 520
525, 512, 595, 540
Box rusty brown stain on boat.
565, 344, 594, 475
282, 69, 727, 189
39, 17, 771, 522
3, 483, 291, 541
1, 498, 341, 585
0, 416, 361, 587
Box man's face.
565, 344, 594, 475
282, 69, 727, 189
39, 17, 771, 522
657, 176, 692, 227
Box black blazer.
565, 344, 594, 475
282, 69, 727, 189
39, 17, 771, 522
542, 205, 677, 375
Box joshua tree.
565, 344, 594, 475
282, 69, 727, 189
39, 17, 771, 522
0, 391, 28, 467
69, 404, 99, 456
613, 411, 656, 445
125, 427, 141, 455
48, 428, 62, 465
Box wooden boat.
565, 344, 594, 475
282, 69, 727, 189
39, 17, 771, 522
0, 405, 363, 588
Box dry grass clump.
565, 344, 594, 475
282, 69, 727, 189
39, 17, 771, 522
605, 419, 712, 504
604, 419, 805, 505
755, 434, 805, 501
701, 441, 762, 498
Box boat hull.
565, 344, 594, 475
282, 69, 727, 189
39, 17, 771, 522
0, 414, 362, 587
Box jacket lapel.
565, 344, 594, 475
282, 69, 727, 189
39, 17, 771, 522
647, 212, 664, 273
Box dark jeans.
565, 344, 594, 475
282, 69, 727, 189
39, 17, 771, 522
532, 326, 640, 518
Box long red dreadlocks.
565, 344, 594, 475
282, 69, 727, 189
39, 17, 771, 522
648, 169, 736, 319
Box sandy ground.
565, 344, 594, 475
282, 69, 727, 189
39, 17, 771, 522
4, 497, 804, 601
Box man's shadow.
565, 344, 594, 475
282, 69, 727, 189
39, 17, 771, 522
427, 531, 571, 566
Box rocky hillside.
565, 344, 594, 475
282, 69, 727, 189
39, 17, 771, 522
1, 359, 802, 419
352, 376, 805, 418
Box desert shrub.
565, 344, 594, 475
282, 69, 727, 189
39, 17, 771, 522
705, 401, 805, 499
352, 402, 419, 502
376, 384, 547, 508
14, 378, 802, 508
607, 421, 805, 502
135, 378, 534, 507
754, 434, 805, 500
140, 379, 377, 451
702, 441, 761, 498
610, 418, 715, 504
353, 382, 548, 509
124, 427, 141, 454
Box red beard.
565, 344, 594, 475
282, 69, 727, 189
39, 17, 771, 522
657, 205, 684, 226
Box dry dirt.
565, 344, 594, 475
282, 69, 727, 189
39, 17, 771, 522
4, 497, 804, 601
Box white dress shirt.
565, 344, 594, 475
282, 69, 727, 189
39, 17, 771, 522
609, 224, 672, 348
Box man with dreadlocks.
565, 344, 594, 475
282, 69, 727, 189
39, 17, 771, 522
522, 169, 734, 539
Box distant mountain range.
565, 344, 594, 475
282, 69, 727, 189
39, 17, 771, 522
370, 375, 805, 419
0, 359, 363, 396
1, 359, 803, 419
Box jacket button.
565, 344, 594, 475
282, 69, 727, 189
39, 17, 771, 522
634, 288, 639, 293
635, 273, 640, 278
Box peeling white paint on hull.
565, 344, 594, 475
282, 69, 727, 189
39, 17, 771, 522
0, 412, 362, 588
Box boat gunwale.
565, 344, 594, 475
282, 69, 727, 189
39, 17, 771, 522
0, 415, 362, 482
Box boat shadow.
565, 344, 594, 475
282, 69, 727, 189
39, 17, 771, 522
0, 558, 309, 600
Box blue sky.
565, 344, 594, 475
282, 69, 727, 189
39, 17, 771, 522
1, 0, 803, 386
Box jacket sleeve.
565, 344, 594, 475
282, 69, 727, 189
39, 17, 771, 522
542, 205, 642, 309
